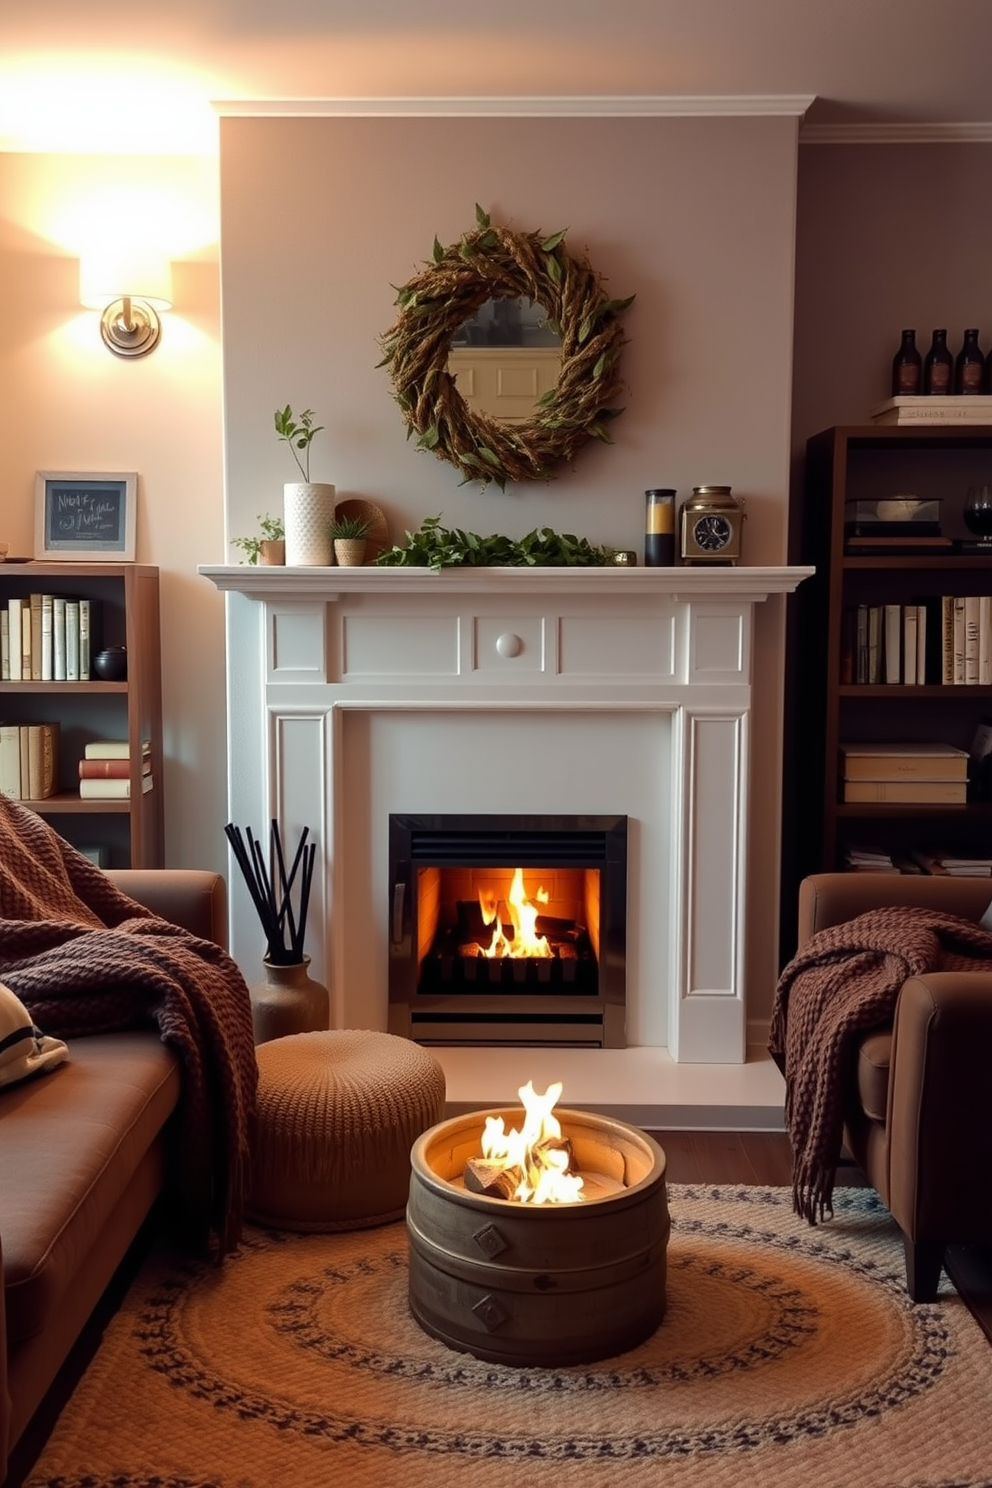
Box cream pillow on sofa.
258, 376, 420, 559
0, 980, 68, 1088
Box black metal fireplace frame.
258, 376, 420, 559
387, 813, 627, 1048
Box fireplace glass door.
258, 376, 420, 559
388, 814, 627, 1047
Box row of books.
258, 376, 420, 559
841, 596, 992, 686
845, 843, 992, 878
839, 742, 969, 803
0, 730, 152, 802
0, 721, 59, 799
0, 594, 100, 682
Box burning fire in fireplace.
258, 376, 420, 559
463, 1079, 586, 1204
473, 868, 552, 960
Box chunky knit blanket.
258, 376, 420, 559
0, 795, 257, 1258
769, 903, 992, 1225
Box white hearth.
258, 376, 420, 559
202, 564, 809, 1126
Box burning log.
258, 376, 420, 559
464, 1159, 521, 1200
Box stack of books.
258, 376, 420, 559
839, 742, 969, 803
843, 843, 900, 873
910, 847, 992, 877
78, 739, 152, 799
0, 594, 98, 681
870, 396, 992, 426
0, 721, 60, 800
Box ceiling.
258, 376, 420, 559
1, 0, 991, 154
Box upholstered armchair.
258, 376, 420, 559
795, 872, 992, 1302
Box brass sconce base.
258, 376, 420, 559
99, 297, 162, 358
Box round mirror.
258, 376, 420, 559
379, 208, 634, 490
448, 297, 561, 424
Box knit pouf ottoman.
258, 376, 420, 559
247, 1029, 446, 1231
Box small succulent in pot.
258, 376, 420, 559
329, 512, 371, 541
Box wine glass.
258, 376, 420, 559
963, 484, 992, 536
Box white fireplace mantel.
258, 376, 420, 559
203, 563, 810, 1084
201, 564, 809, 603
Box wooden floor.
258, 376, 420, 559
5, 1131, 991, 1488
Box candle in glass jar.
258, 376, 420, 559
644, 489, 676, 566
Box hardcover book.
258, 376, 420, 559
839, 742, 969, 781
78, 773, 153, 800
841, 779, 968, 803
26, 722, 59, 800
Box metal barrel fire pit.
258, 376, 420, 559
407, 1108, 669, 1367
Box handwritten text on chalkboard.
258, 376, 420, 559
38, 472, 136, 559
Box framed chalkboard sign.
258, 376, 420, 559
35, 471, 137, 561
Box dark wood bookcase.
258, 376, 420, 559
0, 561, 163, 868
782, 424, 992, 949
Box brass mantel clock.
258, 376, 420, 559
679, 486, 745, 565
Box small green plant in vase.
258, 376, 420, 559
274, 405, 324, 482
275, 405, 335, 566
231, 513, 285, 565
329, 511, 371, 567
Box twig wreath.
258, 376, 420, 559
378, 206, 634, 491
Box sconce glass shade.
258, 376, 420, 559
80, 250, 173, 358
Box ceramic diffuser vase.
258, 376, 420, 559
224, 818, 328, 1045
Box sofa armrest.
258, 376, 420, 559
886, 971, 992, 1243
797, 872, 992, 946
106, 869, 228, 949
0, 1233, 7, 1488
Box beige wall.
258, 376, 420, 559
218, 113, 800, 1028
0, 152, 230, 874
793, 142, 992, 448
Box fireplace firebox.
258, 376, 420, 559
388, 814, 627, 1047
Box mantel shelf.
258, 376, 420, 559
199, 563, 813, 603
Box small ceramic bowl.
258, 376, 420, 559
93, 646, 128, 681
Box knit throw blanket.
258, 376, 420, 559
0, 795, 257, 1258
769, 903, 992, 1225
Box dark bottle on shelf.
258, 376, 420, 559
923, 329, 953, 395
891, 328, 922, 396
954, 328, 986, 395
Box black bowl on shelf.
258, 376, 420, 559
92, 646, 127, 681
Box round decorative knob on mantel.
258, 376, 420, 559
496, 632, 523, 658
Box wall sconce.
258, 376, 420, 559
79, 250, 173, 358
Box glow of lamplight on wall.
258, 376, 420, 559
0, 58, 219, 156
50, 184, 218, 263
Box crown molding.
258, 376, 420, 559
800, 120, 992, 144
213, 94, 815, 120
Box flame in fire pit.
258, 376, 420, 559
479, 867, 551, 959
479, 1079, 585, 1204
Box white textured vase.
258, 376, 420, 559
283, 482, 336, 566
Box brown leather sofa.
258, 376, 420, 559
0, 869, 228, 1486
797, 871, 992, 1302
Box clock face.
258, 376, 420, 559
692, 514, 733, 552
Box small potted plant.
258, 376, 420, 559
275, 404, 335, 566
231, 513, 285, 566
329, 511, 371, 566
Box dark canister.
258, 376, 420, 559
644, 489, 676, 566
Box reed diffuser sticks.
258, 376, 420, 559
224, 819, 316, 965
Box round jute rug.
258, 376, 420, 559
25, 1187, 992, 1488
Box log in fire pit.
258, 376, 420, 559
407, 1091, 669, 1367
